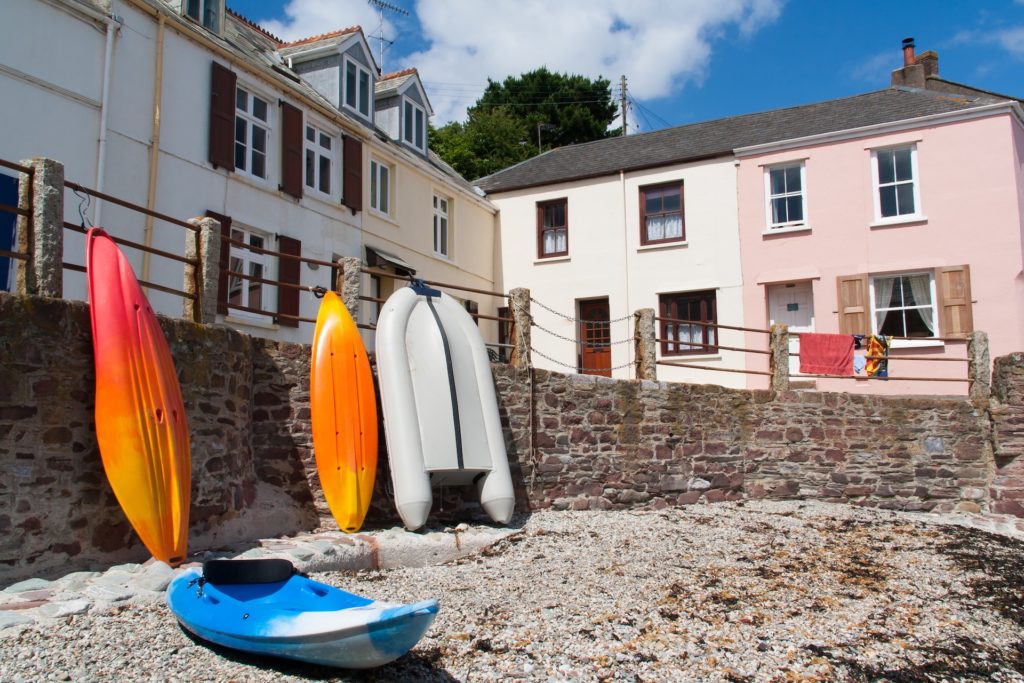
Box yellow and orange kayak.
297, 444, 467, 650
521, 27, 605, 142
86, 228, 190, 565
310, 291, 378, 533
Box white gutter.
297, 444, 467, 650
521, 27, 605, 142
93, 12, 124, 227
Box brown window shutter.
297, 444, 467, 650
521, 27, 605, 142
342, 135, 363, 212
280, 101, 303, 199
936, 265, 973, 338
277, 235, 301, 328
209, 62, 236, 170
836, 274, 869, 334
205, 210, 232, 315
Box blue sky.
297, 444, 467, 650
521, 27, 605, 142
227, 0, 1024, 132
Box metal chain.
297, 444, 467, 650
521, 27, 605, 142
529, 346, 635, 373
529, 296, 635, 324
531, 320, 635, 346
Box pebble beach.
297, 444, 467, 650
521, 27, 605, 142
3, 501, 1024, 682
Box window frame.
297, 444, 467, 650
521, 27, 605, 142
234, 84, 271, 182
869, 270, 938, 339
343, 56, 373, 120
639, 181, 685, 246
304, 121, 336, 200
227, 225, 274, 323
184, 0, 222, 33
369, 158, 392, 216
536, 198, 569, 259
433, 192, 451, 258
403, 99, 427, 153
658, 289, 718, 356
764, 162, 807, 230
871, 144, 922, 223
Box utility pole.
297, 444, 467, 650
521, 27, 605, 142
620, 74, 629, 136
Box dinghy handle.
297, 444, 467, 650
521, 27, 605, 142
409, 279, 442, 298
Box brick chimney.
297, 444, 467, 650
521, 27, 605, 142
891, 37, 939, 88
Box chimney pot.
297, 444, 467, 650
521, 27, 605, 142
902, 37, 916, 66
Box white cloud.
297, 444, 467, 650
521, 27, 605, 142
994, 26, 1024, 56
259, 0, 786, 124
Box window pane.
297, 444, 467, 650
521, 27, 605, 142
415, 109, 424, 148
772, 197, 787, 224
440, 218, 447, 254
305, 149, 315, 188
785, 166, 801, 192
359, 71, 370, 115
345, 62, 357, 107
319, 155, 330, 193
236, 88, 247, 112
906, 274, 930, 304
380, 167, 389, 212
904, 308, 932, 337
894, 148, 913, 181
252, 126, 266, 154
662, 190, 681, 213
879, 185, 898, 217
249, 261, 262, 309
896, 182, 915, 215
877, 308, 904, 337
645, 195, 661, 214
252, 97, 267, 122
234, 142, 246, 171
404, 102, 413, 141
786, 195, 803, 222
770, 168, 786, 195
370, 162, 378, 208
320, 133, 330, 149
877, 150, 895, 184
306, 126, 315, 142
251, 149, 265, 178
646, 216, 665, 241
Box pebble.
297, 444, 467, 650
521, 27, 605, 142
0, 501, 1023, 682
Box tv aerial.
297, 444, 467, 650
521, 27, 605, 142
367, 0, 408, 72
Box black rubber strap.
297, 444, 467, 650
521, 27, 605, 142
426, 297, 464, 470
202, 558, 296, 585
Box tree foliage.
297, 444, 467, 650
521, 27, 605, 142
431, 67, 619, 180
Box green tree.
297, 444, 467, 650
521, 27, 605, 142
432, 67, 619, 180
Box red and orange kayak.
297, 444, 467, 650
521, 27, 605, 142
310, 291, 377, 533
86, 228, 190, 565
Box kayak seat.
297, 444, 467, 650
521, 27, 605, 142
203, 558, 297, 585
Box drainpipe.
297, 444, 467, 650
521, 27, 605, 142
141, 14, 166, 283
93, 13, 124, 227
620, 168, 632, 379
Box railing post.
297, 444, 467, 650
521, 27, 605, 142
338, 256, 362, 321
769, 323, 790, 392
635, 308, 656, 381
17, 158, 63, 298
508, 287, 532, 370
968, 330, 991, 403
184, 216, 221, 324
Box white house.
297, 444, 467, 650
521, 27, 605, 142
0, 0, 499, 346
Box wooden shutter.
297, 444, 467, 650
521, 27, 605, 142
342, 135, 363, 212
276, 235, 301, 328
208, 62, 236, 170
206, 210, 233, 315
279, 101, 303, 199
936, 264, 973, 338
836, 274, 869, 334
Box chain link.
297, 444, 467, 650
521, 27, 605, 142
529, 346, 635, 373
531, 321, 634, 346
529, 296, 635, 324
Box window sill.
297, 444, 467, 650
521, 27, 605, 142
432, 251, 454, 263
763, 225, 811, 236
534, 255, 570, 265
637, 240, 687, 253
869, 215, 928, 229
225, 314, 279, 331
889, 338, 944, 350
367, 208, 399, 227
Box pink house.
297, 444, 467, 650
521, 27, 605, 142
737, 43, 1024, 395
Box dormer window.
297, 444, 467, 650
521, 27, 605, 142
344, 57, 372, 119
184, 0, 222, 33
403, 100, 426, 152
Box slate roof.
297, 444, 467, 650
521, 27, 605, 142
475, 87, 1012, 193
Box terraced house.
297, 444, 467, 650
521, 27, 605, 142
0, 0, 500, 347
477, 41, 1024, 395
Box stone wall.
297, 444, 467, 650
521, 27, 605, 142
495, 367, 992, 514
0, 293, 1020, 584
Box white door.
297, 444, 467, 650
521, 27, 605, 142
767, 282, 814, 375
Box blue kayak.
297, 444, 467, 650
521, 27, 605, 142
166, 559, 438, 669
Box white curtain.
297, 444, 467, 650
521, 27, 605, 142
907, 274, 935, 334
647, 215, 682, 241
544, 229, 566, 254
873, 277, 895, 331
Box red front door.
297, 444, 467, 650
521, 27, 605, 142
578, 298, 611, 377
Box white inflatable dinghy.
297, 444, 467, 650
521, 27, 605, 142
376, 280, 515, 530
